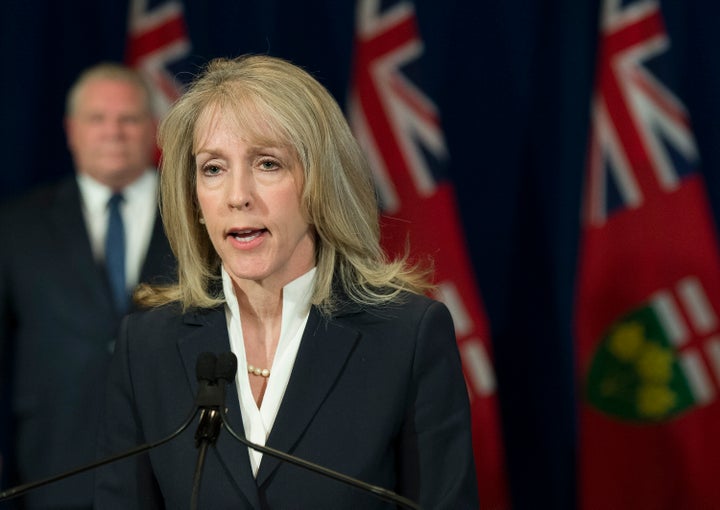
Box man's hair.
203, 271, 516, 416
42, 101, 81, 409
65, 62, 153, 116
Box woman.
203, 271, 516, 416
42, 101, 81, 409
95, 54, 479, 509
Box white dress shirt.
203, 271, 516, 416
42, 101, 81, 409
222, 266, 315, 477
77, 169, 159, 291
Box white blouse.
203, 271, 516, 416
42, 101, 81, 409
77, 169, 158, 290
222, 266, 316, 477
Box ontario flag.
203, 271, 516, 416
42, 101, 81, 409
576, 0, 720, 508
125, 0, 192, 143
348, 0, 509, 508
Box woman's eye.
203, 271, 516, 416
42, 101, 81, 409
202, 164, 222, 176
259, 159, 280, 171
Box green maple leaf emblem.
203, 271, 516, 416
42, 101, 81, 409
585, 305, 695, 422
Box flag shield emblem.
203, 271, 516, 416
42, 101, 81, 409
586, 303, 695, 422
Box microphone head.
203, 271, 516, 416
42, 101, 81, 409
216, 352, 238, 382
196, 352, 217, 383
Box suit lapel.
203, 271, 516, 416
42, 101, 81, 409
256, 308, 361, 486
53, 177, 176, 315
139, 210, 175, 284
50, 177, 115, 316
176, 307, 261, 508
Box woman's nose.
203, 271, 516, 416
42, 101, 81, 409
227, 168, 253, 210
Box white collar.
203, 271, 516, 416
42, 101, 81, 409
221, 265, 316, 477
76, 169, 156, 212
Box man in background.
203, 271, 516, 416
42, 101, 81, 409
0, 63, 176, 510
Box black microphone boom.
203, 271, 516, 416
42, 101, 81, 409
193, 351, 223, 447
0, 351, 422, 510
0, 394, 200, 502
190, 351, 225, 510
0, 351, 217, 503
213, 352, 422, 510
219, 406, 421, 510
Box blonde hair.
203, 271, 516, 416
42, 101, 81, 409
138, 54, 432, 315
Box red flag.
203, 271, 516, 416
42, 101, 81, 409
577, 0, 720, 508
349, 1, 509, 508
126, 0, 190, 110
125, 0, 191, 162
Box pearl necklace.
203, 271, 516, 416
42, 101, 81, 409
247, 364, 271, 378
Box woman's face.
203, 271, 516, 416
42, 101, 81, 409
194, 109, 315, 292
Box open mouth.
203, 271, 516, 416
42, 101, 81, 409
228, 228, 267, 243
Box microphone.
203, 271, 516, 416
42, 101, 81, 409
212, 352, 421, 510
194, 352, 223, 447
190, 352, 225, 510
215, 350, 238, 386
0, 352, 216, 503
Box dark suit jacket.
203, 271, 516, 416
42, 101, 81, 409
94, 292, 479, 509
0, 175, 176, 509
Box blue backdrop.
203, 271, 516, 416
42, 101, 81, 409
2, 1, 720, 508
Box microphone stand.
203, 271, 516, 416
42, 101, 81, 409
0, 351, 218, 504
208, 352, 422, 510
190, 409, 222, 510
189, 352, 225, 510
0, 405, 199, 502
1, 352, 423, 510
217, 406, 422, 510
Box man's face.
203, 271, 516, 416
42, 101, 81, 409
66, 78, 155, 189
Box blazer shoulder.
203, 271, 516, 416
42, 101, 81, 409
368, 291, 446, 320
398, 291, 443, 310
2, 174, 76, 207
126, 301, 184, 327
125, 302, 223, 333
120, 302, 191, 356
332, 292, 451, 339
0, 175, 78, 224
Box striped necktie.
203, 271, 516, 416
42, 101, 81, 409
106, 192, 128, 313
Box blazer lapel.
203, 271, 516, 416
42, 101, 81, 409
256, 308, 361, 486
176, 307, 262, 509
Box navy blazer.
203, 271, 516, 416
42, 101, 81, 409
0, 175, 176, 509
95, 292, 479, 509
